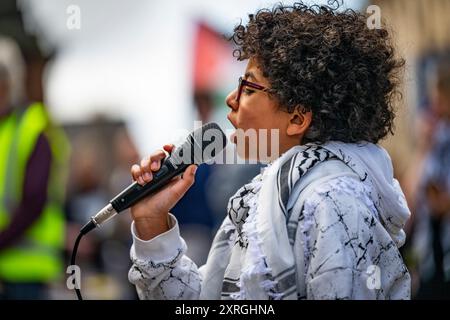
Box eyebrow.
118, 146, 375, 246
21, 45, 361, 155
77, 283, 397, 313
244, 71, 259, 82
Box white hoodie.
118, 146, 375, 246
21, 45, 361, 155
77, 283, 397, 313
322, 142, 411, 248
129, 142, 411, 299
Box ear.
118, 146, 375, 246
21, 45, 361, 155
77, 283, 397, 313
286, 107, 312, 137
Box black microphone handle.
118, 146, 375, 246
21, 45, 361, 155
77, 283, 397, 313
110, 159, 190, 213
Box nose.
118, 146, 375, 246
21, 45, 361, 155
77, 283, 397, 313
226, 88, 239, 111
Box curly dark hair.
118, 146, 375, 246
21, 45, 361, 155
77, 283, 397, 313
231, 1, 404, 144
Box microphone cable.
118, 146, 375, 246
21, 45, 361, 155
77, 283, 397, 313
69, 122, 226, 300
70, 220, 96, 300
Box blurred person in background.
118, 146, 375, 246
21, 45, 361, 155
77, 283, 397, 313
171, 23, 263, 266
170, 90, 219, 266
0, 35, 69, 299
171, 89, 261, 266
404, 60, 450, 299
64, 133, 109, 272
63, 122, 140, 299
104, 127, 140, 299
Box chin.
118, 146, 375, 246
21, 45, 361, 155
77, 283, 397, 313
230, 128, 281, 163
234, 140, 272, 163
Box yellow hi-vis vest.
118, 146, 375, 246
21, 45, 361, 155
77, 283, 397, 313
0, 103, 69, 282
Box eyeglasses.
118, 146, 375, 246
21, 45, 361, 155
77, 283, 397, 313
235, 76, 270, 103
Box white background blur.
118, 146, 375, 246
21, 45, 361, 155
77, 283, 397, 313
18, 0, 365, 155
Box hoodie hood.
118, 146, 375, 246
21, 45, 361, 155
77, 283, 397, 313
322, 141, 411, 247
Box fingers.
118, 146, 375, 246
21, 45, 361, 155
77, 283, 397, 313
169, 165, 198, 200
139, 157, 153, 183
149, 149, 168, 172
163, 144, 175, 154
131, 164, 145, 185
132, 148, 169, 185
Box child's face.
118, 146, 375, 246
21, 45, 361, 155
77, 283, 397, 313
225, 58, 305, 161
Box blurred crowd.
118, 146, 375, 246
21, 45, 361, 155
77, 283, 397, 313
0, 0, 450, 299
401, 58, 450, 299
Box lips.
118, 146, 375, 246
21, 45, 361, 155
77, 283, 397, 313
227, 112, 237, 129
227, 113, 238, 144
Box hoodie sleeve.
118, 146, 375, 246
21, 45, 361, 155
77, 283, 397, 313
301, 175, 411, 300
128, 213, 202, 299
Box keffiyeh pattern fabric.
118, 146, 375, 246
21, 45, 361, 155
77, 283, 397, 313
222, 145, 337, 299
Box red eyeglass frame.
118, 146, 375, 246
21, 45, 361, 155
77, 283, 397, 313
235, 76, 270, 103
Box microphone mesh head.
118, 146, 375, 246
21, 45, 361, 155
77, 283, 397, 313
172, 122, 227, 165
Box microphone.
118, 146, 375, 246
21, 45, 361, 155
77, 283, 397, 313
80, 122, 227, 235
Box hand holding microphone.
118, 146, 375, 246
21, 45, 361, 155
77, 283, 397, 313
79, 122, 227, 236
72, 122, 226, 300
130, 144, 197, 240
